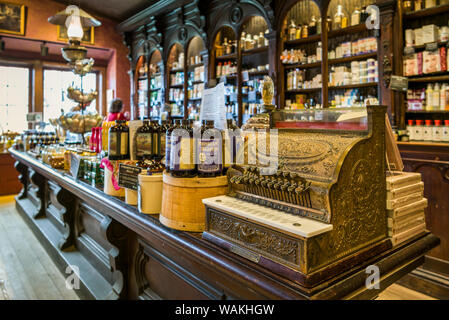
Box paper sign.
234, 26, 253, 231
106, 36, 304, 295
242, 71, 249, 82
70, 153, 81, 179
200, 82, 227, 130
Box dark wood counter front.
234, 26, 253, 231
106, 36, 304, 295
397, 142, 449, 299
9, 149, 439, 300
0, 152, 22, 196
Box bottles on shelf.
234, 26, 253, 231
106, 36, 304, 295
188, 55, 203, 66
108, 120, 129, 161
168, 88, 184, 102
281, 43, 322, 65
242, 64, 269, 74
328, 37, 377, 59
403, 0, 443, 12
286, 69, 322, 90
187, 83, 204, 100
333, 5, 348, 30
329, 58, 378, 86
190, 65, 205, 82
170, 71, 184, 86
216, 37, 237, 57
329, 90, 379, 108
240, 30, 269, 50
286, 15, 320, 41
407, 83, 449, 111
405, 23, 449, 48
216, 61, 237, 78
406, 119, 449, 142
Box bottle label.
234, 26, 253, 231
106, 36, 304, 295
136, 133, 152, 157
109, 132, 118, 156
165, 134, 171, 167
223, 131, 233, 168
171, 137, 195, 171
120, 132, 129, 156
160, 134, 166, 157
198, 138, 222, 173
152, 132, 159, 156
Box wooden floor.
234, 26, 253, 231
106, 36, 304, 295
0, 195, 437, 300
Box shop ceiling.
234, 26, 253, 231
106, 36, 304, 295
53, 0, 159, 21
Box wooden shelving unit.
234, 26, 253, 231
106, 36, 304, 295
404, 3, 449, 20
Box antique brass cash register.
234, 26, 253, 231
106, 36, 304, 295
202, 105, 391, 287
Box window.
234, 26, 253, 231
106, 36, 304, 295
0, 65, 30, 133
43, 69, 97, 122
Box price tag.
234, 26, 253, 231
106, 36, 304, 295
404, 46, 415, 56
69, 153, 81, 179
118, 164, 142, 191
390, 75, 409, 92
425, 42, 438, 51
242, 71, 249, 82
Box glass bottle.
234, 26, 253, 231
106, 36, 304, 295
289, 20, 296, 41
135, 120, 153, 160
165, 120, 178, 173
296, 24, 302, 39
309, 16, 317, 36
197, 120, 222, 177
351, 7, 361, 26
301, 24, 308, 38
333, 5, 347, 30
403, 1, 413, 13
151, 120, 161, 159
170, 119, 196, 177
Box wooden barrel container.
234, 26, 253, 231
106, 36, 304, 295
160, 172, 228, 232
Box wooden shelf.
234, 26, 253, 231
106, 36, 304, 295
170, 68, 184, 73
244, 70, 269, 77
396, 141, 449, 147
215, 53, 237, 61
216, 74, 237, 80
168, 100, 184, 103
286, 88, 321, 94
328, 24, 369, 38
406, 110, 449, 114
190, 80, 204, 84
242, 46, 269, 56
149, 88, 161, 91
284, 34, 321, 46
138, 77, 148, 81
404, 4, 449, 20
328, 82, 378, 90
283, 61, 321, 70
188, 63, 204, 69
404, 41, 449, 53
188, 97, 202, 101
170, 84, 184, 88
329, 52, 377, 65
408, 72, 449, 83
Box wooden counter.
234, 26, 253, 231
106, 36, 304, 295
0, 152, 22, 196
397, 142, 449, 299
9, 149, 439, 300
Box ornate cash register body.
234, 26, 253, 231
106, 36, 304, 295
203, 105, 391, 288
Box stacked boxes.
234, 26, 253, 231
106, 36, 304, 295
386, 171, 428, 246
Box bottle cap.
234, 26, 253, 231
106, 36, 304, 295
407, 120, 414, 125
434, 120, 442, 126
445, 120, 449, 126
416, 120, 424, 125
425, 119, 433, 126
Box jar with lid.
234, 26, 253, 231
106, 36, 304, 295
258, 32, 264, 47
288, 20, 296, 41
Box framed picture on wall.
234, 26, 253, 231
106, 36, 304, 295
57, 25, 94, 45
0, 2, 26, 35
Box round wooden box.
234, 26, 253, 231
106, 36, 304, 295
160, 172, 228, 232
